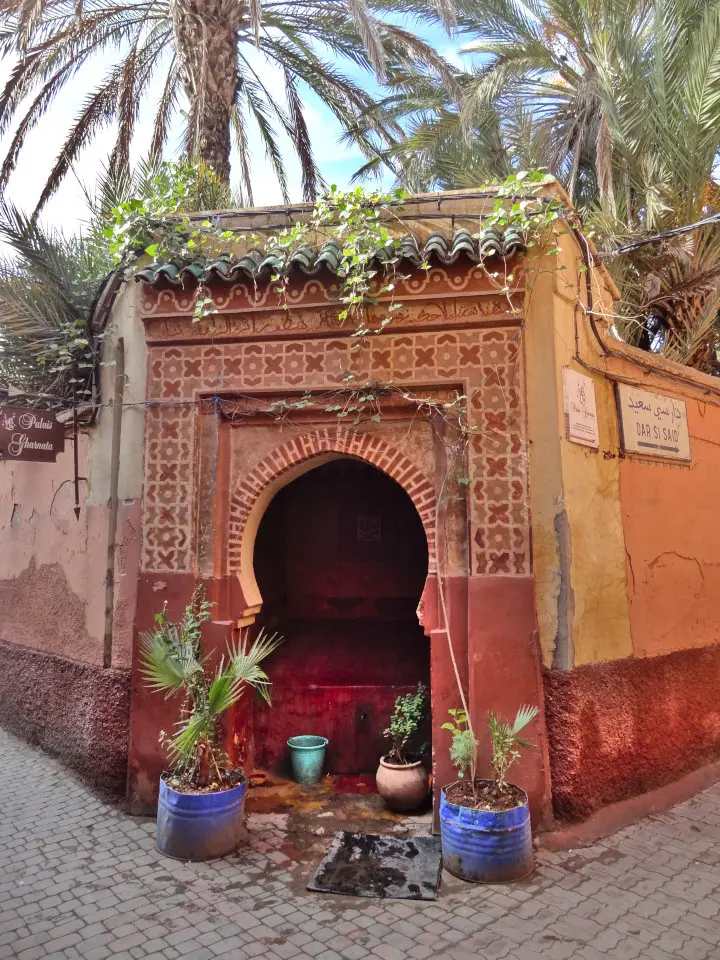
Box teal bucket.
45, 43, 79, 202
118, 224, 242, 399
287, 735, 328, 785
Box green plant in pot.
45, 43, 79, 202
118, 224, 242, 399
376, 683, 429, 812
141, 589, 283, 861
440, 705, 538, 883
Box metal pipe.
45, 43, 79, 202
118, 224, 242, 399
103, 339, 125, 669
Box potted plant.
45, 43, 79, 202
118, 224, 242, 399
141, 589, 283, 861
376, 683, 429, 812
440, 705, 538, 883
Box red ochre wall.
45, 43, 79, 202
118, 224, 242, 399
128, 238, 549, 821
545, 645, 720, 821
544, 356, 720, 822
0, 441, 132, 796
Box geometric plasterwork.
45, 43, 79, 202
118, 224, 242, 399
140, 273, 530, 579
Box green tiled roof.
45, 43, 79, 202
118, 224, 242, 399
136, 227, 525, 287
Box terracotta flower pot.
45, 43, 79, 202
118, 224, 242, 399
376, 757, 429, 812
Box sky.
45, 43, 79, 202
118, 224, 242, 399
0, 21, 462, 242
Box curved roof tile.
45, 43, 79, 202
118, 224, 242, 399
136, 227, 526, 288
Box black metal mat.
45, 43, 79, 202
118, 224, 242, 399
307, 831, 442, 900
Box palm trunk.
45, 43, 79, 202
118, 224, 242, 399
171, 0, 243, 183
596, 110, 617, 218
567, 139, 581, 205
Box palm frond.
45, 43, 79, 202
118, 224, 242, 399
511, 704, 539, 735
346, 0, 386, 79
227, 628, 284, 705
169, 710, 213, 762
283, 66, 321, 202
35, 72, 119, 213
230, 101, 254, 206
207, 663, 246, 715
139, 627, 195, 697
0, 200, 111, 400
149, 55, 180, 161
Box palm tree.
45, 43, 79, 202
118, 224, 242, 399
0, 0, 454, 211
581, 0, 720, 370
451, 0, 648, 211
351, 71, 587, 195
0, 202, 114, 404
360, 0, 720, 372
0, 157, 234, 405
141, 589, 283, 787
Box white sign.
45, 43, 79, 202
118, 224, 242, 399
616, 384, 691, 461
562, 368, 599, 448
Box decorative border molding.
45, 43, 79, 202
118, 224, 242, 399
140, 264, 524, 321
141, 324, 530, 578
226, 428, 438, 575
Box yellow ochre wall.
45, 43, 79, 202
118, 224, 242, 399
524, 233, 632, 668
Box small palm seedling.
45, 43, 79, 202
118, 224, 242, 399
487, 705, 539, 792
384, 683, 427, 764
141, 589, 282, 790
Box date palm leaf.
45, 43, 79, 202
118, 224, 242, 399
0, 0, 456, 208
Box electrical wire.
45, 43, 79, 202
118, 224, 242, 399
597, 211, 720, 258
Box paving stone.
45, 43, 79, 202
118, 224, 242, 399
2, 727, 720, 960
300, 942, 331, 957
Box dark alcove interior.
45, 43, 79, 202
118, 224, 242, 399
252, 457, 430, 777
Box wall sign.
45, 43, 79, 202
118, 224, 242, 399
562, 367, 599, 448
616, 384, 691, 461
0, 405, 65, 462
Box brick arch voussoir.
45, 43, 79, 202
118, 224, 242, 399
228, 430, 437, 573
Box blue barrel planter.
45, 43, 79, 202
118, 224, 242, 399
440, 781, 533, 883
156, 777, 247, 861
287, 735, 328, 784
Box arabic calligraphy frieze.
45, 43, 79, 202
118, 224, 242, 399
143, 295, 523, 344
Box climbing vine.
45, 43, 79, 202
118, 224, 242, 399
111, 166, 569, 758
0, 161, 580, 409
106, 167, 568, 331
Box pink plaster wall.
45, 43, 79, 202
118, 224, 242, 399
0, 433, 134, 796
0, 434, 138, 669
0, 437, 107, 665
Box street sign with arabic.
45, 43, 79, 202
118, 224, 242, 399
0, 405, 66, 463
616, 384, 691, 462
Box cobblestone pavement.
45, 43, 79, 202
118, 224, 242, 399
2, 728, 720, 960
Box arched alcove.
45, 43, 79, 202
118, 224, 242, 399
226, 428, 438, 621
251, 458, 431, 778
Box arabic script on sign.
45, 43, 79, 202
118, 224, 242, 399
616, 384, 691, 461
